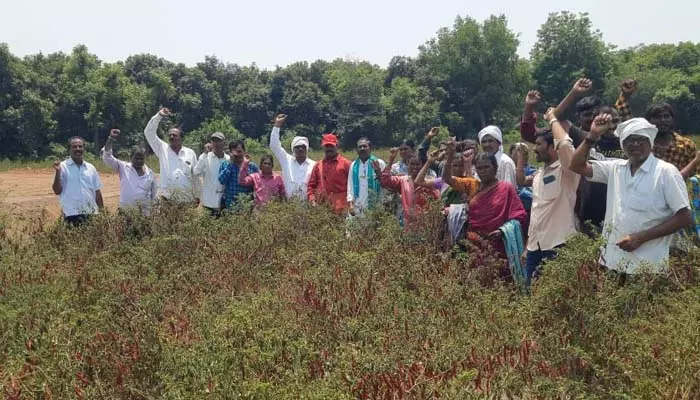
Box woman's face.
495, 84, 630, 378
475, 158, 496, 183
408, 158, 423, 177
261, 158, 274, 174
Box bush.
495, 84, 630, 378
0, 203, 699, 398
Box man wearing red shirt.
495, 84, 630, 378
307, 133, 351, 215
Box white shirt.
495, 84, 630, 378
101, 147, 157, 214
144, 113, 198, 201
494, 151, 518, 188
347, 158, 386, 213
269, 126, 316, 200
589, 155, 690, 273
193, 151, 229, 209
58, 159, 103, 217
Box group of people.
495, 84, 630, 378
51, 78, 700, 287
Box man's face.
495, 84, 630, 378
230, 145, 245, 161
293, 145, 307, 160
576, 108, 598, 131
131, 152, 145, 168
648, 110, 674, 135
534, 136, 552, 163
260, 158, 273, 174
622, 135, 652, 163
168, 129, 182, 147
480, 135, 500, 154
357, 140, 370, 160
70, 139, 84, 162
212, 137, 225, 153
324, 144, 338, 159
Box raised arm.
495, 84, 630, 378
418, 127, 439, 164
553, 78, 592, 119
415, 149, 441, 188
520, 90, 541, 143
515, 144, 534, 187
441, 139, 458, 187
376, 148, 402, 192
567, 113, 611, 178
269, 114, 289, 163
614, 79, 637, 122
238, 158, 255, 187
101, 129, 123, 171
144, 108, 170, 157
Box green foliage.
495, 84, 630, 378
531, 12, 611, 104
1, 203, 699, 398
0, 12, 698, 161
417, 15, 530, 137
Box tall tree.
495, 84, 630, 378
417, 15, 529, 137
531, 12, 610, 104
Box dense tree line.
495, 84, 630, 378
1, 11, 698, 159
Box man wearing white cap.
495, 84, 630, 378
478, 125, 517, 187
193, 131, 229, 217
568, 115, 692, 275
269, 113, 316, 200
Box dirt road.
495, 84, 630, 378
1, 169, 122, 221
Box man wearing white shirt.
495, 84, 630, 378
568, 116, 692, 276
478, 125, 518, 188
269, 114, 315, 200
52, 136, 104, 226
347, 137, 386, 216
143, 108, 199, 203
194, 131, 229, 217
101, 129, 157, 215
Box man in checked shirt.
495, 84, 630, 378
615, 79, 698, 176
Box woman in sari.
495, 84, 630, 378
372, 148, 440, 230
415, 141, 480, 249
467, 153, 528, 279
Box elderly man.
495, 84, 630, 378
52, 136, 104, 226
347, 137, 386, 216
478, 125, 517, 187
269, 114, 316, 200
568, 116, 692, 275
194, 132, 229, 217
101, 129, 157, 215
143, 108, 199, 203
307, 133, 351, 215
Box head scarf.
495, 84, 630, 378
614, 118, 658, 148
291, 136, 309, 152
478, 125, 504, 153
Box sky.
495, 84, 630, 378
1, 0, 698, 69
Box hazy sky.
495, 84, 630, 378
1, 0, 698, 69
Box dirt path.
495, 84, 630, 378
1, 169, 122, 221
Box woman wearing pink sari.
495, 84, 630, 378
467, 153, 528, 278
371, 148, 439, 230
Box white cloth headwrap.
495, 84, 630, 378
614, 118, 658, 147
291, 136, 309, 152
478, 125, 504, 153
